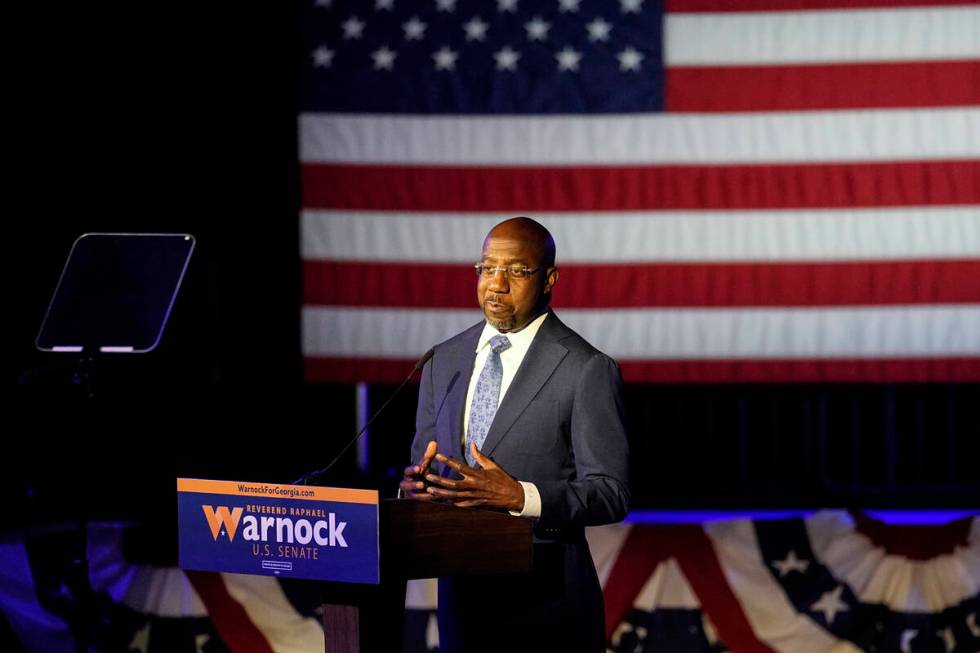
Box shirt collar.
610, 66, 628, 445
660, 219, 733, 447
476, 311, 549, 353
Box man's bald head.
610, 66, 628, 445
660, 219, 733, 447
485, 217, 556, 269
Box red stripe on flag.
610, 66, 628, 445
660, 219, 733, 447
303, 261, 467, 308
667, 0, 979, 11
303, 260, 980, 308
185, 571, 276, 653
301, 161, 980, 211
602, 525, 680, 643
667, 61, 980, 112
304, 356, 980, 384
305, 357, 420, 384
618, 358, 980, 383
675, 527, 777, 653
850, 510, 974, 560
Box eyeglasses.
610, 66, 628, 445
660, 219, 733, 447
474, 262, 542, 279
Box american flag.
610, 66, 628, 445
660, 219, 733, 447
298, 0, 980, 383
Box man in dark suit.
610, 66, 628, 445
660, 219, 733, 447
400, 217, 630, 652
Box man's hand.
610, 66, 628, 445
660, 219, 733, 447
424, 442, 525, 511
400, 440, 438, 500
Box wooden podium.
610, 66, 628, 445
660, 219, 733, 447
177, 479, 532, 653
320, 499, 534, 653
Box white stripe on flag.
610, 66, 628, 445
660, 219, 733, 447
587, 523, 632, 588
302, 305, 980, 359
804, 512, 980, 613
632, 559, 702, 611
300, 208, 980, 263
86, 523, 209, 618
705, 518, 862, 653
220, 573, 324, 653
298, 109, 980, 165
0, 541, 78, 653
665, 7, 980, 66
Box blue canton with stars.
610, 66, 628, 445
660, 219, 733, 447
301, 0, 664, 113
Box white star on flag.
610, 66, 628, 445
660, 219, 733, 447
586, 18, 611, 42
558, 0, 581, 12
371, 46, 396, 70
968, 613, 980, 637
494, 46, 520, 71
463, 17, 489, 41
435, 0, 457, 12
497, 0, 518, 12
525, 17, 550, 41
128, 622, 150, 653
311, 46, 334, 68
341, 17, 365, 39
402, 17, 426, 40
811, 585, 849, 625
771, 549, 810, 576
940, 627, 956, 652
314, 0, 332, 7
556, 47, 581, 72
900, 630, 918, 653
620, 0, 643, 13
433, 46, 458, 70
375, 0, 394, 10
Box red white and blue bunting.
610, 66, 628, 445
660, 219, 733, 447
1, 511, 977, 652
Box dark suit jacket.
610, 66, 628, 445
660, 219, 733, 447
410, 310, 630, 652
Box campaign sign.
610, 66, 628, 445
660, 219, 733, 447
177, 478, 379, 584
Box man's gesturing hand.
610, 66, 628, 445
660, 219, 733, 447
400, 440, 438, 500
424, 442, 525, 512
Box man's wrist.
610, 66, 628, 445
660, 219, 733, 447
510, 481, 542, 518
512, 480, 526, 512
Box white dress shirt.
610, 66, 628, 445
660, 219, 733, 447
463, 312, 548, 518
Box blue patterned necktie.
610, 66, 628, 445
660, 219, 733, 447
466, 335, 512, 466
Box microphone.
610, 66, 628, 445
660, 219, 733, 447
294, 348, 435, 486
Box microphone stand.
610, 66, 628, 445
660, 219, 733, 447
295, 348, 434, 486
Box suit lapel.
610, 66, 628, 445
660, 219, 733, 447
480, 313, 569, 458
440, 322, 481, 460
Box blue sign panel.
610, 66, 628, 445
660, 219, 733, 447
177, 479, 380, 584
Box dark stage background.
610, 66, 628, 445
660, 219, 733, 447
6, 3, 979, 537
